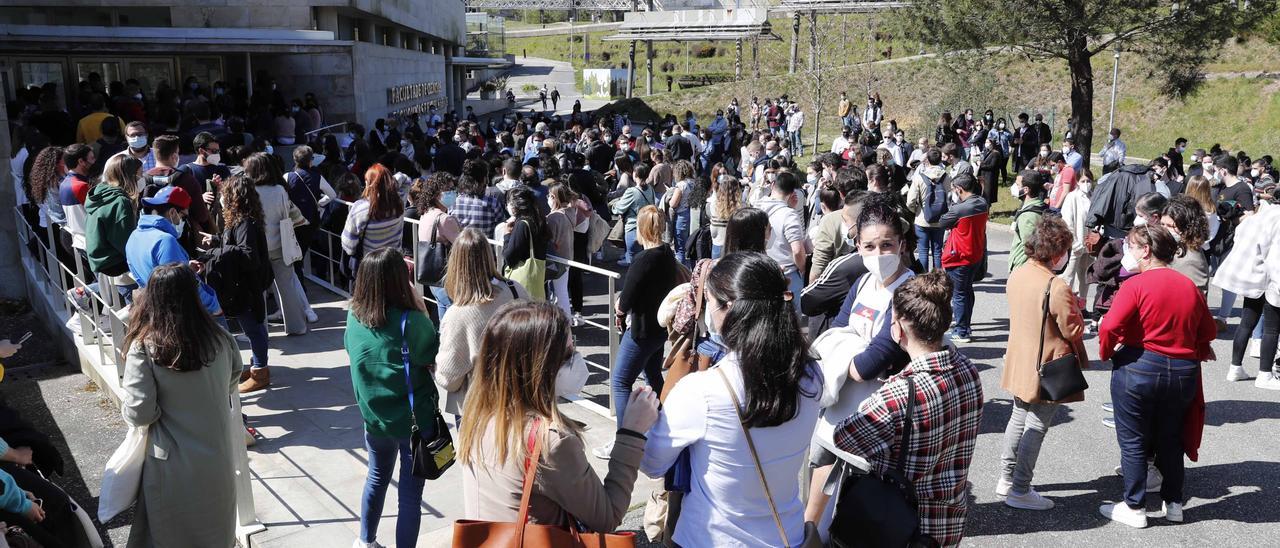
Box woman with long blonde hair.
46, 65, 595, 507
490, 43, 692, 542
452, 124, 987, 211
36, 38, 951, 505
434, 228, 528, 419
708, 174, 744, 259
460, 301, 657, 532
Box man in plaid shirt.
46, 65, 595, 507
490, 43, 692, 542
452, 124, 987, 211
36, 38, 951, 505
452, 159, 507, 238
834, 272, 984, 547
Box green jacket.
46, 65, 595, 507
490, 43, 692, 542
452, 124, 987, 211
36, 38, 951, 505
84, 184, 136, 275
1009, 197, 1047, 272
345, 307, 440, 438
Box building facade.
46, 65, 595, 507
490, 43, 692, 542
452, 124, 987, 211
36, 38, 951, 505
0, 0, 468, 126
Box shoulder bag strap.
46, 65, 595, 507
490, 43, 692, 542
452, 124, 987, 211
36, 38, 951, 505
430, 213, 442, 245
895, 375, 917, 475
516, 417, 545, 544
522, 220, 534, 260
504, 279, 520, 300
399, 311, 419, 430
1036, 277, 1054, 376
715, 368, 791, 548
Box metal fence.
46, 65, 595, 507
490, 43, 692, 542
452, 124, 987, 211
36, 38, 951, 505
302, 203, 624, 413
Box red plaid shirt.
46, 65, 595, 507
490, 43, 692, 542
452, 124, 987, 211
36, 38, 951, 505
834, 349, 984, 547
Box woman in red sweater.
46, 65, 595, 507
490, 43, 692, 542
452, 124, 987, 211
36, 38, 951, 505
1097, 224, 1215, 528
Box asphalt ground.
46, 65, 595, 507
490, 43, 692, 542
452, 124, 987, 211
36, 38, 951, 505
5, 222, 1278, 547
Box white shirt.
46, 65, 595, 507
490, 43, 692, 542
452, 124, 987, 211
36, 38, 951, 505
831, 136, 851, 155
10, 147, 28, 208
787, 111, 805, 132
642, 355, 821, 548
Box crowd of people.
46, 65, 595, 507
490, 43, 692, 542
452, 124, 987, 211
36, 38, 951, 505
4, 73, 1280, 547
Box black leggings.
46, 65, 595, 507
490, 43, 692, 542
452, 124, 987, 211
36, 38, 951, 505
1232, 296, 1279, 372
0, 463, 79, 548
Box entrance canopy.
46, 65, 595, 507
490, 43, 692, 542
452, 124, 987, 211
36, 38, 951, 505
603, 8, 776, 42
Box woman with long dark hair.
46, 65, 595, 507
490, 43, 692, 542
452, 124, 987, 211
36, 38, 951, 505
417, 172, 462, 319
203, 174, 275, 392
245, 152, 313, 335
641, 251, 821, 547
27, 146, 67, 234
502, 186, 549, 300
121, 264, 240, 547
345, 247, 440, 547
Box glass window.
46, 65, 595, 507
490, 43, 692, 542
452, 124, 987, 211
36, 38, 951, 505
179, 57, 223, 88
75, 62, 121, 85
128, 60, 175, 97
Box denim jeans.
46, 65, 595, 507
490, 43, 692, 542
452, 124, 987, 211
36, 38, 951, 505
233, 312, 270, 369
790, 130, 804, 156
429, 285, 452, 322
1219, 289, 1237, 319
786, 268, 804, 313
914, 225, 944, 272
1110, 347, 1199, 509
945, 264, 977, 337
361, 431, 427, 547
673, 213, 691, 268
999, 398, 1059, 494
611, 329, 666, 427
622, 227, 640, 264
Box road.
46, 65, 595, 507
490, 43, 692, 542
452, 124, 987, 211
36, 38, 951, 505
501, 56, 610, 115
9, 222, 1279, 547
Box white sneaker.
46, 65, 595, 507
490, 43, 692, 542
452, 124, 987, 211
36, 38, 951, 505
1255, 372, 1280, 390
1099, 502, 1148, 528
1227, 365, 1254, 382
995, 477, 1012, 497
352, 540, 384, 548
1148, 501, 1184, 522
591, 441, 614, 460
1005, 488, 1055, 510
305, 308, 319, 323
572, 312, 584, 328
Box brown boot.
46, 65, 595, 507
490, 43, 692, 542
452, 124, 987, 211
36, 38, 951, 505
240, 369, 251, 383
239, 367, 270, 393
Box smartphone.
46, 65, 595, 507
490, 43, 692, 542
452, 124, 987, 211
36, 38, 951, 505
16, 332, 32, 345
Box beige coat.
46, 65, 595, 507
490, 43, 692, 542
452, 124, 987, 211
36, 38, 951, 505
1002, 261, 1089, 403
462, 418, 644, 533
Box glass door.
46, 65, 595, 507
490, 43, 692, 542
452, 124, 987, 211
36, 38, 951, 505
126, 59, 175, 97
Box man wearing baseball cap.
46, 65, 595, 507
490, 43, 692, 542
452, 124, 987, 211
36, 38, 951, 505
125, 186, 222, 315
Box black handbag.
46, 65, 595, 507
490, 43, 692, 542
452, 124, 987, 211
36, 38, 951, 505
415, 215, 450, 286
398, 312, 455, 480
1036, 277, 1089, 401
830, 376, 921, 548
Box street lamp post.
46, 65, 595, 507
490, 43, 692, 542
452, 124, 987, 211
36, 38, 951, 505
1108, 47, 1121, 133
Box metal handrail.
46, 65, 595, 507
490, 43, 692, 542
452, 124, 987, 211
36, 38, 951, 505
312, 200, 624, 414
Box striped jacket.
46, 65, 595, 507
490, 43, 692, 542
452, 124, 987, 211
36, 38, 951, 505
341, 199, 404, 257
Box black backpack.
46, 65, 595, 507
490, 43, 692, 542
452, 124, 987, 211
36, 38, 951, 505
685, 209, 713, 264
921, 173, 950, 223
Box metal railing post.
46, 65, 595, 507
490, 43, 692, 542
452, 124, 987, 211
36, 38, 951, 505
607, 275, 618, 416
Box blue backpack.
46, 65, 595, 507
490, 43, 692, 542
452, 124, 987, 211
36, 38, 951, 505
922, 173, 949, 223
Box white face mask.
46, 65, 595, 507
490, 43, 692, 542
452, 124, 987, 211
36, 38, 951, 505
173, 219, 186, 234
1121, 243, 1141, 272
206, 153, 221, 165
1062, 147, 1071, 155
1039, 150, 1049, 158
312, 154, 326, 165
554, 352, 589, 397
1169, 229, 1182, 244
1133, 215, 1148, 227
1010, 182, 1024, 199
1052, 253, 1069, 272
127, 135, 148, 149
1078, 180, 1092, 194
863, 253, 900, 283
1251, 168, 1261, 178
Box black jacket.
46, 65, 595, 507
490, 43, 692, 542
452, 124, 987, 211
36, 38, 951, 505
203, 219, 273, 319
1085, 164, 1156, 239
619, 245, 680, 340
664, 134, 694, 162
435, 143, 465, 177
586, 141, 615, 174
1167, 148, 1186, 179
800, 253, 867, 335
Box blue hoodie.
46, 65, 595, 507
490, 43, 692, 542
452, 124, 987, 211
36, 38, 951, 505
126, 214, 221, 314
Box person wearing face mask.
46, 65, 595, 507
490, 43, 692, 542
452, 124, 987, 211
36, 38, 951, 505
1097, 225, 1215, 528
803, 194, 914, 528
124, 121, 157, 173
1061, 138, 1084, 172
1167, 138, 1188, 180
1059, 168, 1096, 301
1161, 195, 1212, 292
1100, 128, 1127, 173
185, 131, 232, 214
460, 299, 650, 540
1186, 148, 1209, 179
1012, 113, 1040, 174
1009, 170, 1049, 271
642, 252, 822, 548
937, 172, 989, 344
988, 118, 1013, 187
998, 216, 1088, 511
754, 172, 810, 310
125, 185, 221, 317
834, 271, 984, 547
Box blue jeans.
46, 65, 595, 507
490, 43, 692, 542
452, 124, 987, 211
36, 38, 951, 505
945, 264, 976, 337
1110, 347, 1199, 509
233, 312, 269, 369
622, 227, 640, 264
673, 213, 691, 268
914, 225, 944, 272
429, 285, 452, 321
361, 431, 427, 547
611, 329, 666, 427
790, 130, 804, 156
786, 269, 804, 313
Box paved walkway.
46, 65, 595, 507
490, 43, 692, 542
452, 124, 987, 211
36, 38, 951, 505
502, 56, 610, 114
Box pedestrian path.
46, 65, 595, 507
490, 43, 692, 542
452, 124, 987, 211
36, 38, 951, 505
240, 286, 642, 547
